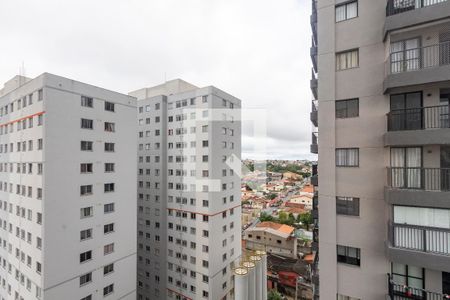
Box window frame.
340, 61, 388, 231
336, 196, 360, 216
335, 148, 359, 167
336, 49, 359, 71
337, 245, 361, 266
335, 98, 359, 119
335, 0, 358, 23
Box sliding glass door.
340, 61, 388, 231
391, 147, 422, 188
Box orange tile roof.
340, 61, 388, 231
257, 221, 295, 235
301, 184, 314, 193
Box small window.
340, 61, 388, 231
80, 185, 93, 196
81, 141, 93, 151
104, 143, 115, 152
337, 294, 361, 300
104, 203, 115, 213
81, 119, 93, 129
336, 148, 359, 167
105, 163, 115, 173
336, 99, 359, 118
80, 207, 93, 218
103, 284, 114, 296
104, 243, 114, 255
81, 96, 93, 107
336, 49, 359, 70
79, 273, 92, 286
80, 229, 92, 241
80, 163, 93, 174
336, 196, 360, 216
104, 223, 114, 234
336, 1, 358, 22
104, 183, 115, 193
103, 263, 114, 275
104, 101, 115, 112
104, 122, 115, 132
337, 245, 360, 266
80, 250, 92, 263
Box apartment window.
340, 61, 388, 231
104, 263, 114, 275
80, 185, 93, 196
336, 197, 360, 216
80, 163, 93, 173
81, 96, 93, 107
336, 148, 359, 167
336, 49, 359, 70
80, 296, 92, 300
80, 272, 92, 286
104, 203, 115, 213
104, 122, 115, 132
80, 250, 92, 263
105, 142, 115, 152
337, 245, 360, 266
81, 141, 93, 151
105, 163, 115, 172
104, 243, 114, 255
80, 229, 92, 241
335, 99, 359, 118
80, 207, 93, 218
38, 138, 43, 150
104, 183, 115, 192
104, 223, 114, 234
335, 1, 358, 22
81, 119, 93, 129
104, 101, 115, 112
103, 284, 114, 296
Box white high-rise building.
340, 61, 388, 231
130, 79, 242, 300
0, 73, 137, 300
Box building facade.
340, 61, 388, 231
0, 73, 137, 300
312, 0, 450, 298
131, 79, 242, 300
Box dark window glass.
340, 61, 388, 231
336, 99, 359, 118
336, 197, 360, 216
337, 245, 360, 266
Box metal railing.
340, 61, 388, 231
387, 105, 450, 131
387, 167, 450, 191
388, 274, 450, 299
312, 132, 318, 145
388, 40, 450, 75
390, 222, 450, 256
312, 100, 318, 112
386, 0, 449, 16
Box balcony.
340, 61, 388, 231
383, 41, 450, 93
387, 274, 449, 300
311, 0, 317, 45
385, 0, 450, 37
310, 132, 318, 154
387, 223, 450, 272
310, 69, 318, 99
310, 100, 318, 127
385, 105, 450, 146
386, 167, 450, 208
310, 43, 318, 73
311, 164, 318, 186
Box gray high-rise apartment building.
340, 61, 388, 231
311, 0, 450, 299
0, 73, 137, 300
130, 79, 242, 300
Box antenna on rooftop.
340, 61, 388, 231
18, 62, 26, 86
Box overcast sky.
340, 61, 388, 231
0, 0, 314, 160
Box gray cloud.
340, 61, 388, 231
0, 0, 313, 160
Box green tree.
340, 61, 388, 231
299, 212, 313, 230
278, 211, 288, 224
267, 193, 277, 200
259, 212, 274, 222
268, 290, 283, 300
287, 213, 296, 226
